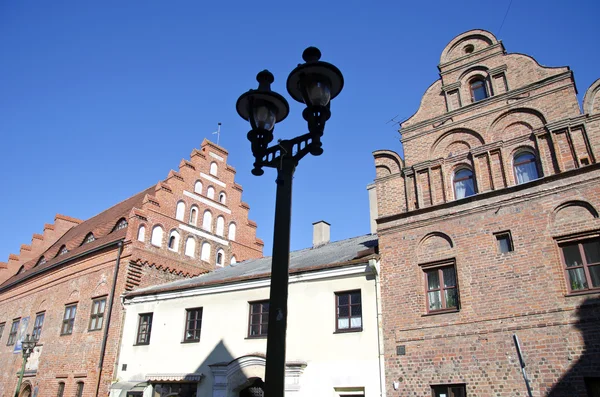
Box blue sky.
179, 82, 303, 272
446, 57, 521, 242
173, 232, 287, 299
1, 0, 599, 259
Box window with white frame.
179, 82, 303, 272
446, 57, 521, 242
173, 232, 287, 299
228, 223, 237, 241
194, 181, 203, 194
216, 248, 225, 267
151, 226, 164, 247
176, 201, 186, 221
210, 162, 218, 176
137, 225, 146, 242
185, 236, 196, 257
216, 216, 225, 236
168, 230, 180, 251
219, 192, 226, 204
201, 242, 211, 262
203, 211, 213, 232
189, 206, 199, 226
207, 186, 215, 200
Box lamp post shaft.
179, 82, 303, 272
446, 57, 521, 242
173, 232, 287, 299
14, 355, 27, 397
264, 151, 296, 397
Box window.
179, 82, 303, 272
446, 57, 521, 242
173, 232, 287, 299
168, 230, 180, 251
230, 256, 237, 265
495, 231, 514, 253
335, 290, 362, 332
75, 382, 84, 397
560, 238, 600, 293
151, 226, 164, 247
0, 322, 5, 341
83, 233, 95, 244
17, 265, 25, 274
185, 236, 196, 257
219, 192, 226, 204
248, 300, 269, 337
8, 319, 20, 345
210, 162, 218, 176
32, 312, 45, 340
470, 77, 488, 102
453, 168, 475, 199
424, 263, 459, 313
216, 216, 225, 236
202, 211, 213, 232
432, 384, 466, 397
58, 245, 68, 256
189, 207, 199, 226
176, 201, 186, 221
36, 256, 46, 267
136, 313, 153, 345
228, 223, 236, 241
89, 297, 107, 331
113, 218, 128, 231
194, 181, 202, 194
216, 249, 225, 267
61, 304, 77, 335
200, 242, 211, 262
137, 225, 146, 242
514, 152, 539, 184
183, 308, 202, 342
207, 186, 215, 200
57, 382, 65, 397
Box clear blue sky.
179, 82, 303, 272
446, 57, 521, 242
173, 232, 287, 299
1, 0, 598, 259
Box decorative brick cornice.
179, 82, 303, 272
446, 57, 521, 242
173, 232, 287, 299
489, 64, 508, 76
546, 115, 588, 132
442, 82, 461, 92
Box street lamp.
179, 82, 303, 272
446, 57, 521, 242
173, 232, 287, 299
14, 334, 36, 397
236, 47, 343, 397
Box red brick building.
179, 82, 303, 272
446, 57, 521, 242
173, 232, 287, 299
372, 30, 600, 396
0, 140, 263, 397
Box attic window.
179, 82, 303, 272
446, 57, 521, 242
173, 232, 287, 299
83, 233, 95, 244
113, 218, 128, 232
17, 265, 25, 275
58, 246, 68, 256
464, 44, 474, 54
36, 256, 46, 267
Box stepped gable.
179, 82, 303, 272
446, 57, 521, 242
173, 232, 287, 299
0, 186, 154, 290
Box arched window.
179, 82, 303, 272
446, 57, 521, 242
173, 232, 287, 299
230, 256, 237, 265
36, 256, 46, 267
185, 236, 196, 257
216, 216, 225, 236
514, 152, 539, 184
216, 249, 225, 267
189, 206, 199, 226
168, 230, 180, 251
137, 225, 146, 242
203, 211, 213, 232
151, 225, 164, 247
219, 192, 227, 204
113, 218, 128, 232
176, 201, 186, 221
470, 77, 488, 102
228, 223, 237, 241
453, 168, 476, 199
201, 242, 211, 262
210, 162, 218, 176
194, 180, 203, 194
58, 245, 68, 256
207, 186, 215, 200
57, 382, 65, 397
83, 233, 95, 244
75, 382, 84, 397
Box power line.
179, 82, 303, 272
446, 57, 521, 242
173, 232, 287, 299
498, 0, 514, 36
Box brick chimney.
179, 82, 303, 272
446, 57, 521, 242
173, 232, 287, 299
312, 221, 330, 247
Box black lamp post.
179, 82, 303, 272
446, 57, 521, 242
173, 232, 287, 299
14, 334, 36, 397
236, 47, 343, 397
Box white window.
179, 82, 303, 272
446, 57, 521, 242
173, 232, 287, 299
176, 201, 186, 221
210, 162, 218, 176
203, 211, 213, 232
207, 186, 215, 200
137, 225, 146, 242
151, 226, 164, 247
201, 242, 211, 262
168, 230, 180, 251
185, 236, 196, 257
228, 223, 237, 241
194, 181, 203, 194
216, 249, 225, 267
230, 256, 237, 265
216, 216, 225, 236
189, 206, 199, 226
219, 192, 226, 204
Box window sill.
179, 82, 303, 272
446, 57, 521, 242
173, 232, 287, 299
181, 339, 200, 344
565, 289, 600, 297
133, 343, 150, 346
245, 335, 267, 340
421, 309, 459, 317
333, 328, 363, 334
88, 328, 103, 333
59, 333, 73, 337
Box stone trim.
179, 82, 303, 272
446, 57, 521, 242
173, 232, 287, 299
489, 64, 508, 76
442, 81, 461, 92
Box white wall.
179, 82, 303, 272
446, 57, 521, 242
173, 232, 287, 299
116, 264, 381, 397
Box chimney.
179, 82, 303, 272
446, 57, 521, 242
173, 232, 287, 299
312, 221, 330, 247
367, 183, 379, 234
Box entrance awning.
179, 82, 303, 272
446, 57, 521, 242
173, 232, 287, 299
110, 381, 149, 397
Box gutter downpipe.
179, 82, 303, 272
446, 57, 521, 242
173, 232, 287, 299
369, 258, 386, 397
95, 241, 124, 397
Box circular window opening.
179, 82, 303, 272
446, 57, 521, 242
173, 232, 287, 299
464, 44, 475, 54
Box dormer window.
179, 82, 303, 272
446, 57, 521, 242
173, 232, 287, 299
113, 218, 128, 232
83, 233, 95, 244
470, 78, 488, 102
36, 256, 46, 267
58, 246, 68, 256
17, 265, 25, 275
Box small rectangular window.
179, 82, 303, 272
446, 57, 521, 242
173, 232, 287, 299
422, 260, 459, 313
57, 382, 65, 397
136, 313, 153, 345
248, 300, 269, 338
0, 322, 5, 342
495, 231, 514, 253
32, 312, 45, 341
75, 382, 84, 397
7, 319, 20, 345
89, 297, 107, 331
183, 308, 203, 343
61, 304, 77, 335
335, 290, 362, 332
432, 384, 466, 397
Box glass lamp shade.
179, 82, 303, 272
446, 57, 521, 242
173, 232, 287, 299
306, 79, 331, 107
253, 104, 277, 131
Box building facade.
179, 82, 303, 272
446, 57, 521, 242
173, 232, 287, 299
372, 30, 600, 396
0, 140, 263, 397
113, 227, 383, 397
